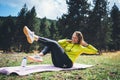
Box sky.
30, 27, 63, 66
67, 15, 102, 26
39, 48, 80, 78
0, 0, 120, 20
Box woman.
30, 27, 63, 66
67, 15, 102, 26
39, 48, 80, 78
23, 26, 98, 68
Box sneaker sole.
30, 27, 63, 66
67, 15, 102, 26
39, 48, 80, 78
23, 26, 33, 44
27, 56, 43, 62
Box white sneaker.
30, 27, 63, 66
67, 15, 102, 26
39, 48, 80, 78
27, 55, 43, 62
23, 26, 34, 44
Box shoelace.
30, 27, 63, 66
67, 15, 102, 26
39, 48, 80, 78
29, 32, 34, 38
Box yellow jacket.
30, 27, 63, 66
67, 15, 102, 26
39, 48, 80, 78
58, 39, 98, 63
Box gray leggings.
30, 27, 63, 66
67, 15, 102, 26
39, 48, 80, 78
38, 37, 73, 68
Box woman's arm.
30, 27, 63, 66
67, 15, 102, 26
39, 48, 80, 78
81, 40, 98, 54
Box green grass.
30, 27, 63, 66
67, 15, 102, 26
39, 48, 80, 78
0, 51, 120, 80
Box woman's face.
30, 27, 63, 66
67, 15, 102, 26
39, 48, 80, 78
72, 33, 79, 44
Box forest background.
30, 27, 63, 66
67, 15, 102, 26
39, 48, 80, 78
0, 0, 120, 53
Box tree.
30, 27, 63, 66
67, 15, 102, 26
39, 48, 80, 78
0, 16, 15, 52
0, 19, 3, 49
25, 6, 37, 30
39, 17, 50, 38
110, 4, 120, 50
49, 22, 58, 39
15, 4, 38, 52
25, 6, 38, 52
88, 0, 110, 50
15, 4, 28, 52
58, 0, 90, 38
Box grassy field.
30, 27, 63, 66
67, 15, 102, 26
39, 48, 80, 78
0, 51, 120, 80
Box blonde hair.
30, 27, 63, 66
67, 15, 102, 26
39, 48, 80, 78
73, 31, 83, 44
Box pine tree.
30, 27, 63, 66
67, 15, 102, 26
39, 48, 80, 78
39, 17, 47, 37
38, 17, 51, 50
111, 4, 120, 50
15, 4, 28, 52
25, 6, 37, 30
24, 6, 37, 52
58, 0, 90, 38
0, 19, 3, 49
49, 22, 57, 39
88, 0, 110, 50
39, 17, 50, 38
0, 16, 15, 52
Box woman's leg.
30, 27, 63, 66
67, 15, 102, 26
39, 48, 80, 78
23, 26, 73, 68
38, 37, 73, 68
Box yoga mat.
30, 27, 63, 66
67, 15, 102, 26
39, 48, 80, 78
0, 63, 93, 76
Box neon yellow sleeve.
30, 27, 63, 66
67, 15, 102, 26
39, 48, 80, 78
82, 44, 98, 54
58, 39, 68, 48
58, 39, 67, 44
